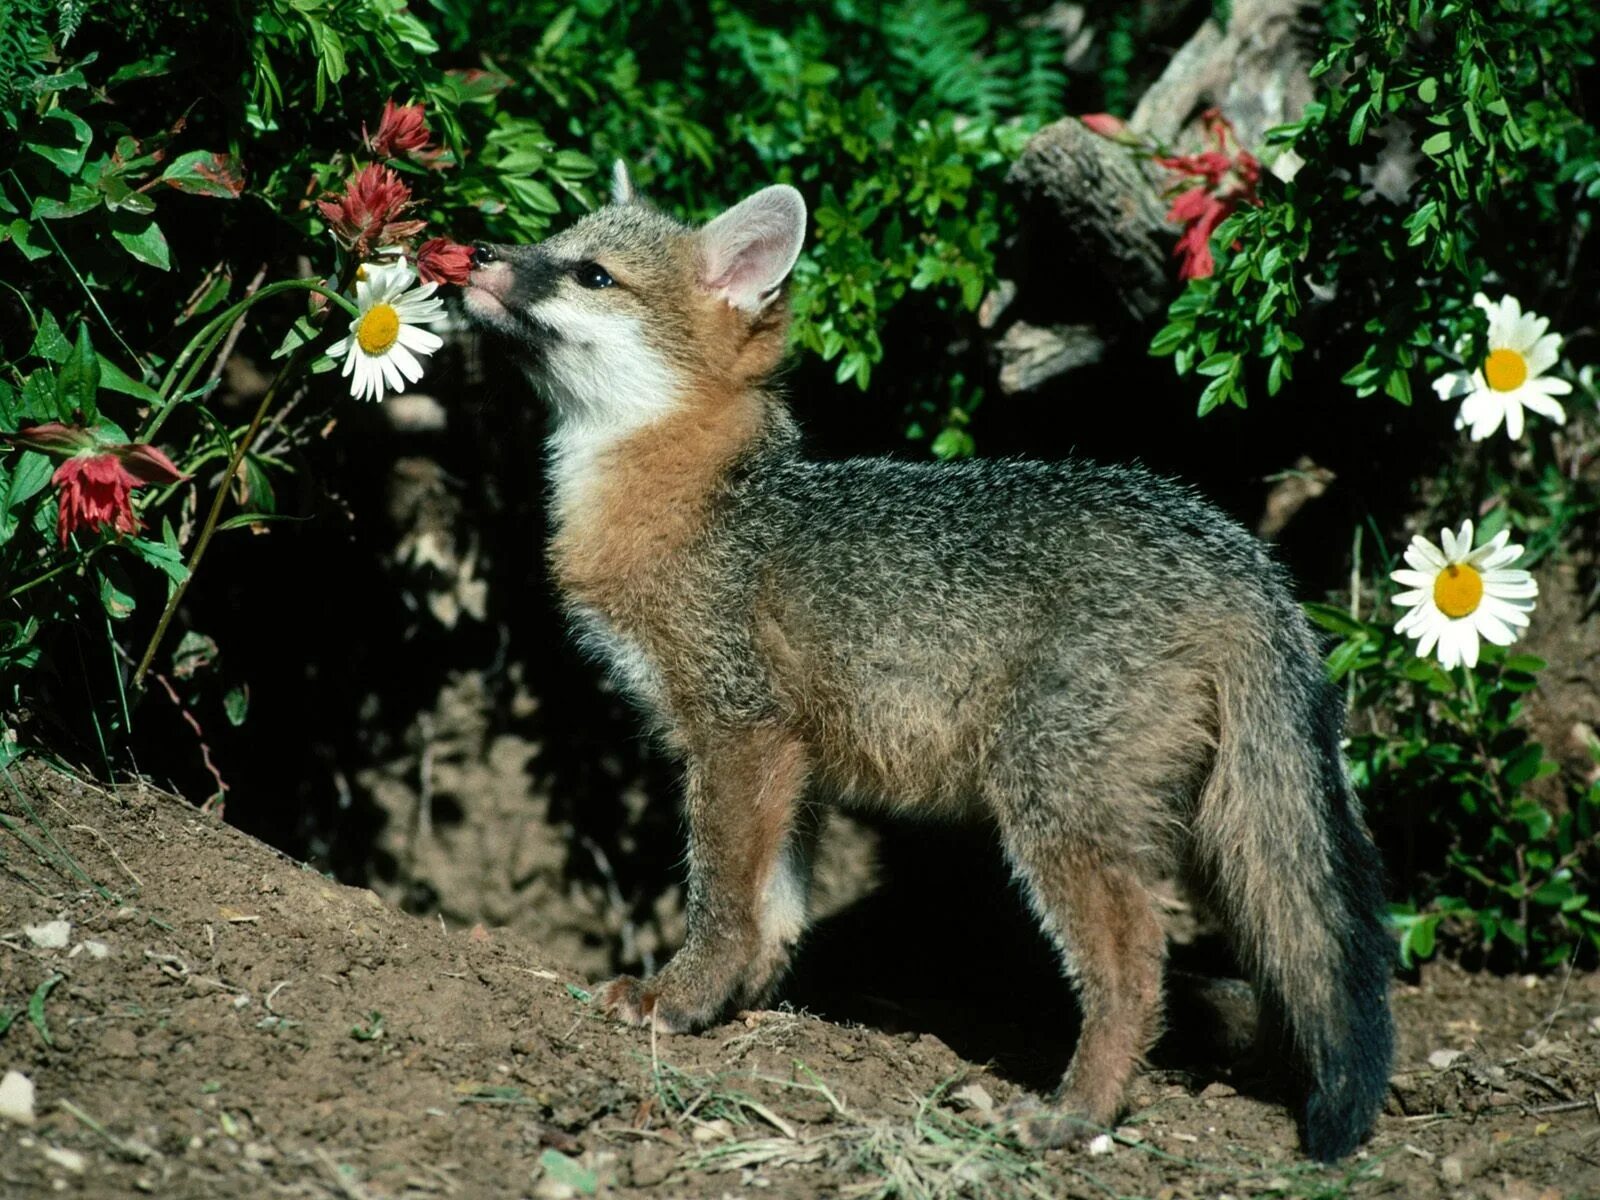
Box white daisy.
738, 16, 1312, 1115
1432, 293, 1571, 441
327, 260, 446, 403
1390, 520, 1538, 670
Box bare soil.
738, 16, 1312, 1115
2, 764, 1599, 1200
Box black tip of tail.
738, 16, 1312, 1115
1298, 682, 1397, 1161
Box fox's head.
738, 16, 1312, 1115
464, 163, 807, 433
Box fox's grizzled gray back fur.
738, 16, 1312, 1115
463, 169, 1394, 1162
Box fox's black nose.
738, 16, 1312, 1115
471, 242, 497, 267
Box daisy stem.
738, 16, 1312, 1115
141, 280, 360, 442
131, 269, 360, 689
3, 550, 94, 600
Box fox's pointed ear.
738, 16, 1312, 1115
610, 160, 636, 206
698, 185, 807, 313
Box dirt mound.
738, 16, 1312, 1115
2, 764, 1598, 1199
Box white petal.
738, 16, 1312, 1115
1478, 595, 1534, 627
395, 324, 445, 355
1526, 374, 1573, 397
1405, 538, 1447, 571
1455, 621, 1480, 668
1468, 400, 1505, 441
1472, 610, 1518, 646
1504, 397, 1525, 440
1392, 588, 1429, 607
1482, 575, 1537, 599
1415, 620, 1442, 661
1525, 333, 1562, 376
1433, 371, 1474, 401
352, 355, 381, 402
1520, 390, 1569, 423
1462, 532, 1508, 568
388, 342, 425, 383
1391, 569, 1435, 589
378, 352, 406, 394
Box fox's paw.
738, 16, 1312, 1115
1000, 1097, 1103, 1150
597, 974, 707, 1034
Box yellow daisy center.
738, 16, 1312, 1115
357, 303, 401, 354
1483, 348, 1527, 392
1433, 563, 1484, 619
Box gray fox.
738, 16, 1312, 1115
463, 163, 1394, 1160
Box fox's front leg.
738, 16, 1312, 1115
601, 727, 810, 1033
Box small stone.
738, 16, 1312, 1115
1427, 1048, 1465, 1070
0, 1071, 36, 1125
1086, 1133, 1114, 1155
24, 921, 71, 949
1198, 1081, 1237, 1099
42, 1147, 86, 1173
1440, 1155, 1465, 1185
949, 1083, 996, 1116
79, 940, 110, 960
691, 1119, 732, 1144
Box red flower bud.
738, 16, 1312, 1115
1152, 109, 1262, 280
365, 99, 434, 160
49, 444, 185, 547
416, 238, 474, 286
316, 164, 427, 257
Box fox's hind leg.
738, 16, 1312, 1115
600, 726, 810, 1033
1002, 832, 1167, 1144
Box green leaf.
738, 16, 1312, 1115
159, 150, 245, 199
538, 1150, 596, 1196
224, 686, 249, 727
19, 372, 57, 422
56, 324, 101, 423
1502, 654, 1546, 675
1303, 602, 1368, 637
28, 974, 63, 1047
172, 631, 219, 678
98, 562, 137, 620
27, 110, 93, 175
3, 218, 52, 261
97, 355, 159, 404
930, 427, 975, 460
108, 54, 175, 88
126, 536, 188, 586
28, 312, 71, 364
108, 213, 171, 270
1502, 744, 1549, 789
4, 453, 54, 515
1419, 131, 1451, 156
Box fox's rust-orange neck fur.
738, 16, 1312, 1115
548, 299, 790, 625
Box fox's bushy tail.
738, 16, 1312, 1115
1194, 618, 1394, 1161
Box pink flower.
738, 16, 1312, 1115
365, 99, 433, 160
1080, 112, 1127, 138
316, 164, 427, 257
1153, 109, 1262, 280
416, 237, 474, 286
3, 424, 186, 546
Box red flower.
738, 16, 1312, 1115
416, 237, 474, 286
316, 164, 427, 257
365, 99, 434, 160
1153, 109, 1262, 280
51, 446, 184, 547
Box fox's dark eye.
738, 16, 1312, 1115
573, 262, 614, 290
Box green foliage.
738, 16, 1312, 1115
1152, 0, 1600, 415
1310, 599, 1600, 969
0, 1, 1066, 755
